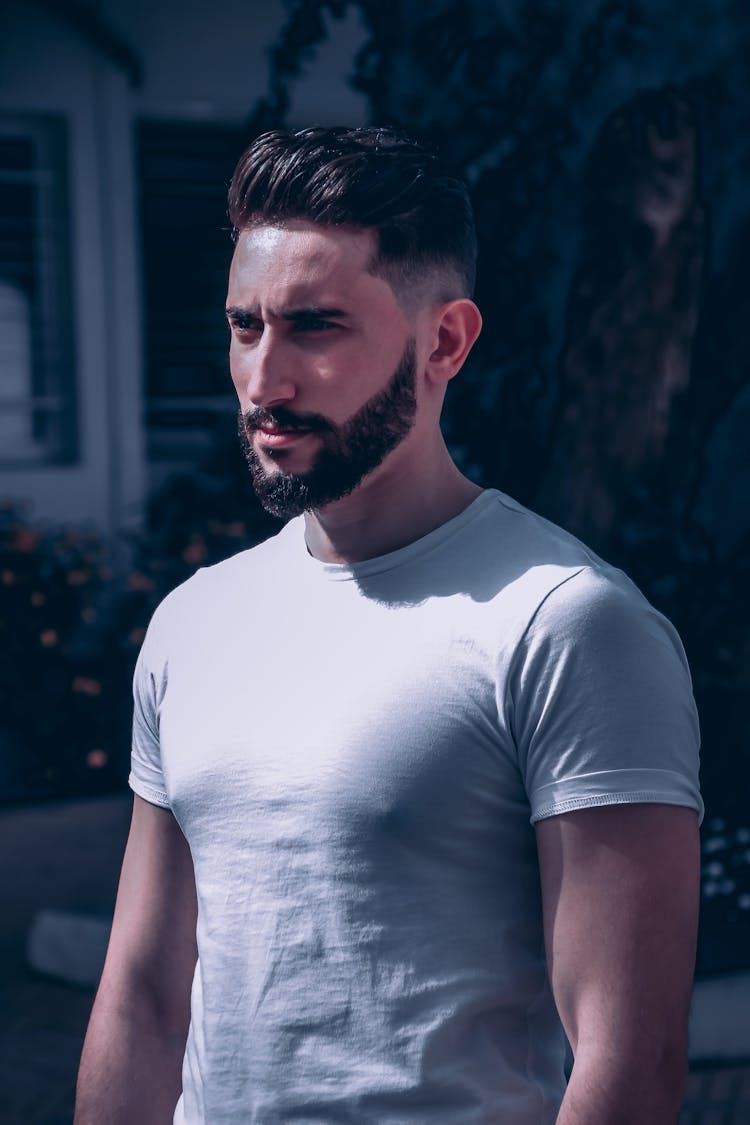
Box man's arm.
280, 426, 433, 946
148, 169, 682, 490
75, 794, 198, 1125
536, 803, 700, 1124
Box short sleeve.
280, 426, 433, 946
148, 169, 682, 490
509, 567, 703, 825
129, 635, 171, 809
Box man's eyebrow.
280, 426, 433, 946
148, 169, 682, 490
225, 305, 350, 322
225, 305, 256, 320
282, 306, 349, 322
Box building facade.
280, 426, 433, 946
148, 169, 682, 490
0, 0, 365, 533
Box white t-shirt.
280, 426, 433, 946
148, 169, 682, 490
129, 488, 702, 1124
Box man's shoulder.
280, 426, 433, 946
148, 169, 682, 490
458, 492, 682, 681
142, 519, 300, 645
470, 490, 632, 612
198, 517, 298, 588
478, 490, 606, 568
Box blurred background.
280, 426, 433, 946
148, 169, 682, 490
1, 0, 749, 1120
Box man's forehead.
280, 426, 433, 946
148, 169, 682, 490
232, 222, 376, 278
227, 222, 390, 312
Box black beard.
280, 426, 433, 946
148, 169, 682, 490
238, 339, 418, 519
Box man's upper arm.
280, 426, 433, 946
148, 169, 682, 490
535, 803, 700, 1064
98, 794, 198, 1030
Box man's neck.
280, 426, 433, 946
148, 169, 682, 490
303, 444, 484, 565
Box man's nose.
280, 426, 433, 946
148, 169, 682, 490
237, 332, 296, 409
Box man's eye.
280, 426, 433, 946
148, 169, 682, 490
232, 318, 261, 333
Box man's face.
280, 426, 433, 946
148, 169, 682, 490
226, 222, 421, 519
237, 340, 417, 519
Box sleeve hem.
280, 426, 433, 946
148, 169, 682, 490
529, 766, 703, 826
128, 771, 170, 809
531, 790, 704, 826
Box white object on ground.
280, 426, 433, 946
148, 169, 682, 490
689, 972, 750, 1060
26, 908, 112, 988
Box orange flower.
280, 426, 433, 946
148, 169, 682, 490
66, 569, 90, 586
11, 527, 39, 552
127, 572, 155, 591
182, 537, 208, 564
72, 675, 102, 696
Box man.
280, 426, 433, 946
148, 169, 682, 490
76, 127, 702, 1124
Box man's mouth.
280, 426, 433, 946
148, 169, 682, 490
256, 425, 315, 448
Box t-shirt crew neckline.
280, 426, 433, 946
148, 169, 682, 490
295, 488, 496, 581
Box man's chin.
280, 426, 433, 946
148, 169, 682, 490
250, 468, 316, 520
250, 462, 367, 520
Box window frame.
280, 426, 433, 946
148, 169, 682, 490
0, 114, 78, 467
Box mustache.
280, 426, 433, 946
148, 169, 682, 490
241, 405, 331, 434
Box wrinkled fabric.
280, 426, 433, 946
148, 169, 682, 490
129, 489, 702, 1123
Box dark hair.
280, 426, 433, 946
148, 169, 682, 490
228, 126, 477, 302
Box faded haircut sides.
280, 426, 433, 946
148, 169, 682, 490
227, 126, 477, 309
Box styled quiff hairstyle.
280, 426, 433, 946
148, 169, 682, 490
228, 126, 477, 306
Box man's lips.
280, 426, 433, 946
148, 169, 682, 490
255, 425, 316, 448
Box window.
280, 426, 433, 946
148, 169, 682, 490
138, 121, 246, 460
0, 116, 77, 465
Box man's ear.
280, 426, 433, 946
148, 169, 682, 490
424, 299, 483, 387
